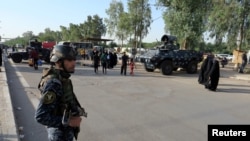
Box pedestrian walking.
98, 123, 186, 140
101, 50, 108, 74
198, 54, 212, 84
239, 51, 247, 73
93, 52, 100, 74
129, 58, 135, 75
80, 48, 86, 60
120, 52, 129, 76
30, 48, 39, 70
205, 57, 220, 91
35, 45, 87, 141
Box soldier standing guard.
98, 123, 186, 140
35, 45, 87, 141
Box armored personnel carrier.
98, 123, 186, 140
144, 35, 203, 75
8, 38, 51, 63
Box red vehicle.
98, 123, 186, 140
42, 41, 56, 50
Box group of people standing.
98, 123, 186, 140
120, 52, 135, 76
91, 48, 118, 74
198, 54, 220, 91
92, 50, 135, 76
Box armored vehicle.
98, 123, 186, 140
144, 35, 203, 75
8, 39, 51, 63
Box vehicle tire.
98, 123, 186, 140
11, 54, 22, 63
186, 60, 198, 74
160, 60, 173, 75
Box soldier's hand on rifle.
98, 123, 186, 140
69, 116, 82, 127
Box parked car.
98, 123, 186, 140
226, 55, 233, 61
138, 49, 157, 63
215, 54, 230, 59
247, 50, 250, 64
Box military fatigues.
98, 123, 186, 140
35, 68, 83, 141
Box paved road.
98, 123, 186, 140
2, 58, 250, 141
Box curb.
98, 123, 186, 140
0, 58, 20, 141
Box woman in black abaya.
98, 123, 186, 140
206, 58, 220, 91
198, 54, 213, 85
198, 56, 209, 84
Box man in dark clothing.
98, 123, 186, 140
113, 52, 118, 66
121, 52, 129, 75
93, 53, 100, 74
239, 51, 247, 73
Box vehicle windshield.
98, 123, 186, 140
145, 49, 158, 57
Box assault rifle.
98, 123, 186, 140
62, 105, 87, 140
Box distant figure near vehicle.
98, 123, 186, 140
80, 48, 86, 60
30, 48, 39, 70
220, 57, 228, 68
129, 58, 135, 76
101, 50, 108, 74
120, 52, 129, 76
93, 52, 100, 74
239, 51, 247, 73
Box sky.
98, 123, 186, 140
0, 0, 166, 43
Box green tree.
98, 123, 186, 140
157, 0, 211, 50
22, 31, 34, 41
207, 0, 250, 51
60, 25, 71, 41
117, 12, 133, 47
127, 0, 152, 48
38, 28, 58, 42
105, 0, 128, 47
79, 15, 106, 41
68, 23, 82, 42
105, 0, 124, 37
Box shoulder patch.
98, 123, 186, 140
42, 91, 56, 104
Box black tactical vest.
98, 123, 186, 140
38, 68, 77, 115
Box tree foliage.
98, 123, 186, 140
4, 15, 106, 47
207, 0, 250, 51
105, 0, 151, 48
158, 0, 211, 50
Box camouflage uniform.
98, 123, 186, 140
35, 45, 86, 141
